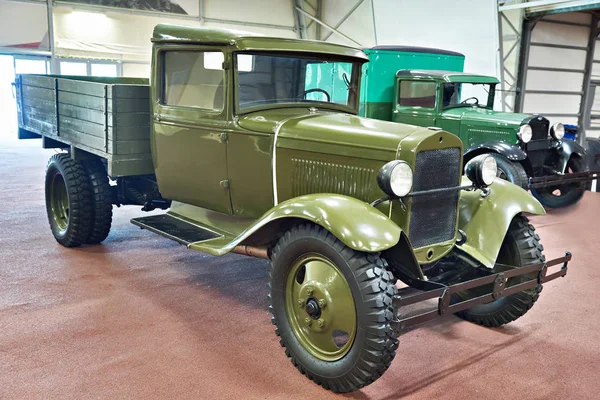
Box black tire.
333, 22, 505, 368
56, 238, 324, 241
489, 153, 529, 190
454, 215, 545, 327
531, 156, 587, 208
45, 154, 94, 247
268, 223, 398, 393
82, 159, 113, 244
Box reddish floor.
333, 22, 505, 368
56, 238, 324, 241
1, 138, 599, 399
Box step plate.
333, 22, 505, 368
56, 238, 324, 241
131, 214, 220, 245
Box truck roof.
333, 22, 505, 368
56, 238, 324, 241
152, 24, 369, 61
396, 70, 500, 84
367, 45, 464, 57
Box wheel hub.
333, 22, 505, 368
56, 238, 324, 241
285, 253, 357, 361
305, 297, 322, 320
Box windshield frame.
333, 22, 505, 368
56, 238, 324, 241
232, 50, 364, 116
441, 82, 496, 110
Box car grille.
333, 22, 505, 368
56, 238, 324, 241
409, 148, 461, 248
529, 116, 550, 141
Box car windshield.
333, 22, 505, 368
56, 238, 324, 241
235, 52, 360, 111
442, 82, 493, 109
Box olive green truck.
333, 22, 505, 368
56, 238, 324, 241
16, 24, 571, 393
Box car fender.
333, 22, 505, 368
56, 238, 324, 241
557, 139, 586, 172
457, 177, 545, 268
464, 141, 528, 162
191, 194, 403, 255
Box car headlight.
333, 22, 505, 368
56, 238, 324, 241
517, 124, 532, 143
377, 160, 413, 197
550, 122, 565, 140
465, 154, 497, 187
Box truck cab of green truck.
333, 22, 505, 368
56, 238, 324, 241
354, 46, 595, 208
15, 24, 572, 393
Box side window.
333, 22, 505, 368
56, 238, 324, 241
398, 80, 437, 109
163, 50, 225, 111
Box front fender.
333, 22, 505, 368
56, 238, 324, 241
194, 194, 402, 255
465, 141, 528, 162
557, 139, 586, 172
458, 177, 545, 268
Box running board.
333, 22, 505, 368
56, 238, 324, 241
131, 214, 221, 246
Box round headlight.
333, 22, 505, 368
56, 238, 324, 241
377, 160, 413, 198
551, 122, 565, 140
517, 124, 532, 143
465, 154, 497, 188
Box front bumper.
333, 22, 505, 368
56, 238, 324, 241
529, 171, 600, 189
392, 252, 571, 333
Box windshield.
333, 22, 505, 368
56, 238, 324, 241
235, 52, 360, 112
442, 83, 493, 109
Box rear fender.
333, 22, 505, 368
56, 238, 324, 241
458, 177, 545, 268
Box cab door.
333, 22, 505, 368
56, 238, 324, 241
392, 79, 438, 128
152, 46, 232, 214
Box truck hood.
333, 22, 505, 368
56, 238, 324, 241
238, 108, 435, 160
442, 107, 530, 128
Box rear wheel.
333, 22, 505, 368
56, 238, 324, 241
454, 215, 544, 327
531, 156, 587, 208
489, 153, 529, 190
82, 159, 113, 244
45, 154, 94, 247
269, 224, 398, 393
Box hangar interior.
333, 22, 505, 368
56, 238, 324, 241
1, 0, 600, 399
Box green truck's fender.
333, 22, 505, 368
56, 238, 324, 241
190, 194, 402, 255
458, 177, 545, 268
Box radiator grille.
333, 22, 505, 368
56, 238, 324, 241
409, 148, 461, 248
291, 158, 378, 202
529, 116, 550, 141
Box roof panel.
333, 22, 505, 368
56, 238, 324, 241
396, 69, 500, 83
152, 24, 368, 60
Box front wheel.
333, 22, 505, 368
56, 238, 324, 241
454, 215, 545, 327
531, 156, 587, 208
268, 224, 398, 393
488, 153, 529, 190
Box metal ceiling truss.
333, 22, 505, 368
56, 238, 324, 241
292, 0, 363, 45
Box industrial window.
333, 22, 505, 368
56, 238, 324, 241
163, 51, 225, 111
398, 80, 437, 108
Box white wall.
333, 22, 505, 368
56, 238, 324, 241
321, 0, 376, 47
0, 1, 48, 50
373, 0, 500, 78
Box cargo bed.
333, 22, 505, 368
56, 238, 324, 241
15, 74, 153, 177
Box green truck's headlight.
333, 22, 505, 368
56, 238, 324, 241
465, 154, 497, 188
377, 160, 413, 197
517, 124, 532, 143
550, 123, 565, 140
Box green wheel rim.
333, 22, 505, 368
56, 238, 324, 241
50, 172, 69, 234
285, 253, 357, 361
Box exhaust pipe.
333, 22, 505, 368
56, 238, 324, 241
232, 245, 269, 259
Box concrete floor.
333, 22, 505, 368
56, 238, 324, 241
1, 137, 599, 399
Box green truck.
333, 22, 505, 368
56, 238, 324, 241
15, 25, 571, 393
355, 46, 598, 208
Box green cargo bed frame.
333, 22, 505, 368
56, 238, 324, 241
16, 74, 153, 177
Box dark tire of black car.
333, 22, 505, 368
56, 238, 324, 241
269, 223, 398, 393
531, 156, 587, 208
454, 215, 544, 327
82, 159, 113, 244
45, 154, 94, 247
488, 153, 529, 190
